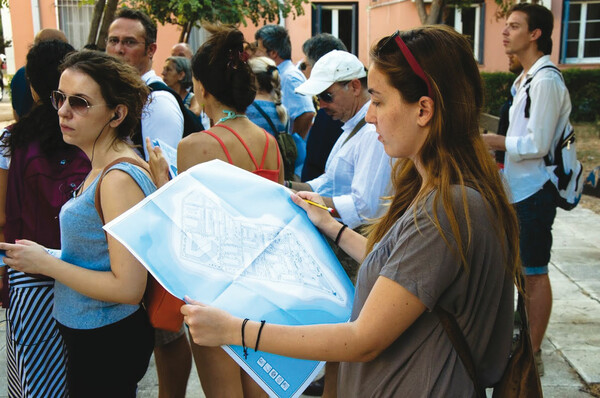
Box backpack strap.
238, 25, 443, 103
94, 157, 150, 224
435, 306, 486, 398
524, 65, 562, 119
252, 102, 281, 140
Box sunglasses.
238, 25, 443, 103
51, 90, 109, 115
317, 81, 350, 103
381, 30, 433, 98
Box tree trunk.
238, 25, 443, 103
415, 0, 446, 25
428, 0, 445, 24
96, 0, 119, 49
87, 0, 106, 46
415, 0, 428, 24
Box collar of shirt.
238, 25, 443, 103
142, 69, 163, 85
341, 100, 371, 134
512, 54, 552, 95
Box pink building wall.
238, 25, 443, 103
7, 0, 598, 74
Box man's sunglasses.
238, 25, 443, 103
380, 30, 433, 98
51, 90, 109, 115
317, 81, 350, 103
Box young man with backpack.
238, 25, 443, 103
482, 3, 573, 376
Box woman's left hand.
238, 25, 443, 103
181, 296, 238, 347
0, 240, 52, 275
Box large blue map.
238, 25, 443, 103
104, 159, 355, 398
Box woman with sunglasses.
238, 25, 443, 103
0, 40, 88, 398
182, 26, 519, 396
0, 50, 155, 397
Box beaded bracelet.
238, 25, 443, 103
241, 318, 250, 359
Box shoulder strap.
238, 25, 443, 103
342, 118, 367, 147
94, 157, 150, 225
435, 306, 486, 398
524, 65, 562, 119
252, 102, 281, 139
200, 130, 234, 164
214, 124, 260, 169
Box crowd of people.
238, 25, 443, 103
0, 3, 569, 397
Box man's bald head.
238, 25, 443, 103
171, 43, 192, 59
34, 29, 68, 45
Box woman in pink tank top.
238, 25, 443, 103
147, 24, 283, 398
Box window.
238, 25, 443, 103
56, 0, 94, 50
312, 3, 358, 55
562, 1, 600, 63
445, 4, 484, 63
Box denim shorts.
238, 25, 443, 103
514, 181, 557, 275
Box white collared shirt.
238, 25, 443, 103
307, 101, 392, 228
140, 70, 184, 160
504, 55, 571, 203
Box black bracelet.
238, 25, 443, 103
335, 223, 348, 245
241, 318, 250, 359
254, 320, 266, 352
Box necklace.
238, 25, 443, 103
217, 109, 248, 124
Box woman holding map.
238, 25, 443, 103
147, 24, 283, 398
182, 25, 519, 396
0, 51, 155, 397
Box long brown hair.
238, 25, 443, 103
366, 25, 520, 285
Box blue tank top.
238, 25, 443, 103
53, 162, 156, 329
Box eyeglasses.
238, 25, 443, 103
51, 90, 109, 115
105, 37, 146, 48
380, 30, 433, 98
317, 81, 350, 103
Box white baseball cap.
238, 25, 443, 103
295, 50, 367, 96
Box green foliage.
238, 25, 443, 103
130, 0, 308, 32
481, 72, 514, 116
563, 68, 600, 122
481, 69, 600, 122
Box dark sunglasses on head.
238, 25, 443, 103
51, 90, 109, 115
380, 30, 433, 98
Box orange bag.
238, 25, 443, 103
95, 157, 184, 332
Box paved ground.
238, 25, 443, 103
0, 93, 599, 396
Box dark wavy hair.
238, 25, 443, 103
59, 50, 149, 143
192, 25, 256, 113
508, 3, 554, 55
2, 40, 75, 156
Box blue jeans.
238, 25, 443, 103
514, 182, 557, 275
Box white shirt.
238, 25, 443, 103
307, 101, 392, 228
278, 60, 315, 123
141, 70, 184, 160
504, 55, 571, 203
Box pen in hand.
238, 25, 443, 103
304, 199, 334, 213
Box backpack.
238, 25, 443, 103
132, 81, 205, 150
251, 102, 298, 180
523, 65, 584, 210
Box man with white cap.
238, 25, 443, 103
287, 50, 391, 234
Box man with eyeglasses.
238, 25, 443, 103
106, 8, 184, 162
106, 8, 190, 398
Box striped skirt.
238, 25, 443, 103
6, 270, 68, 397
